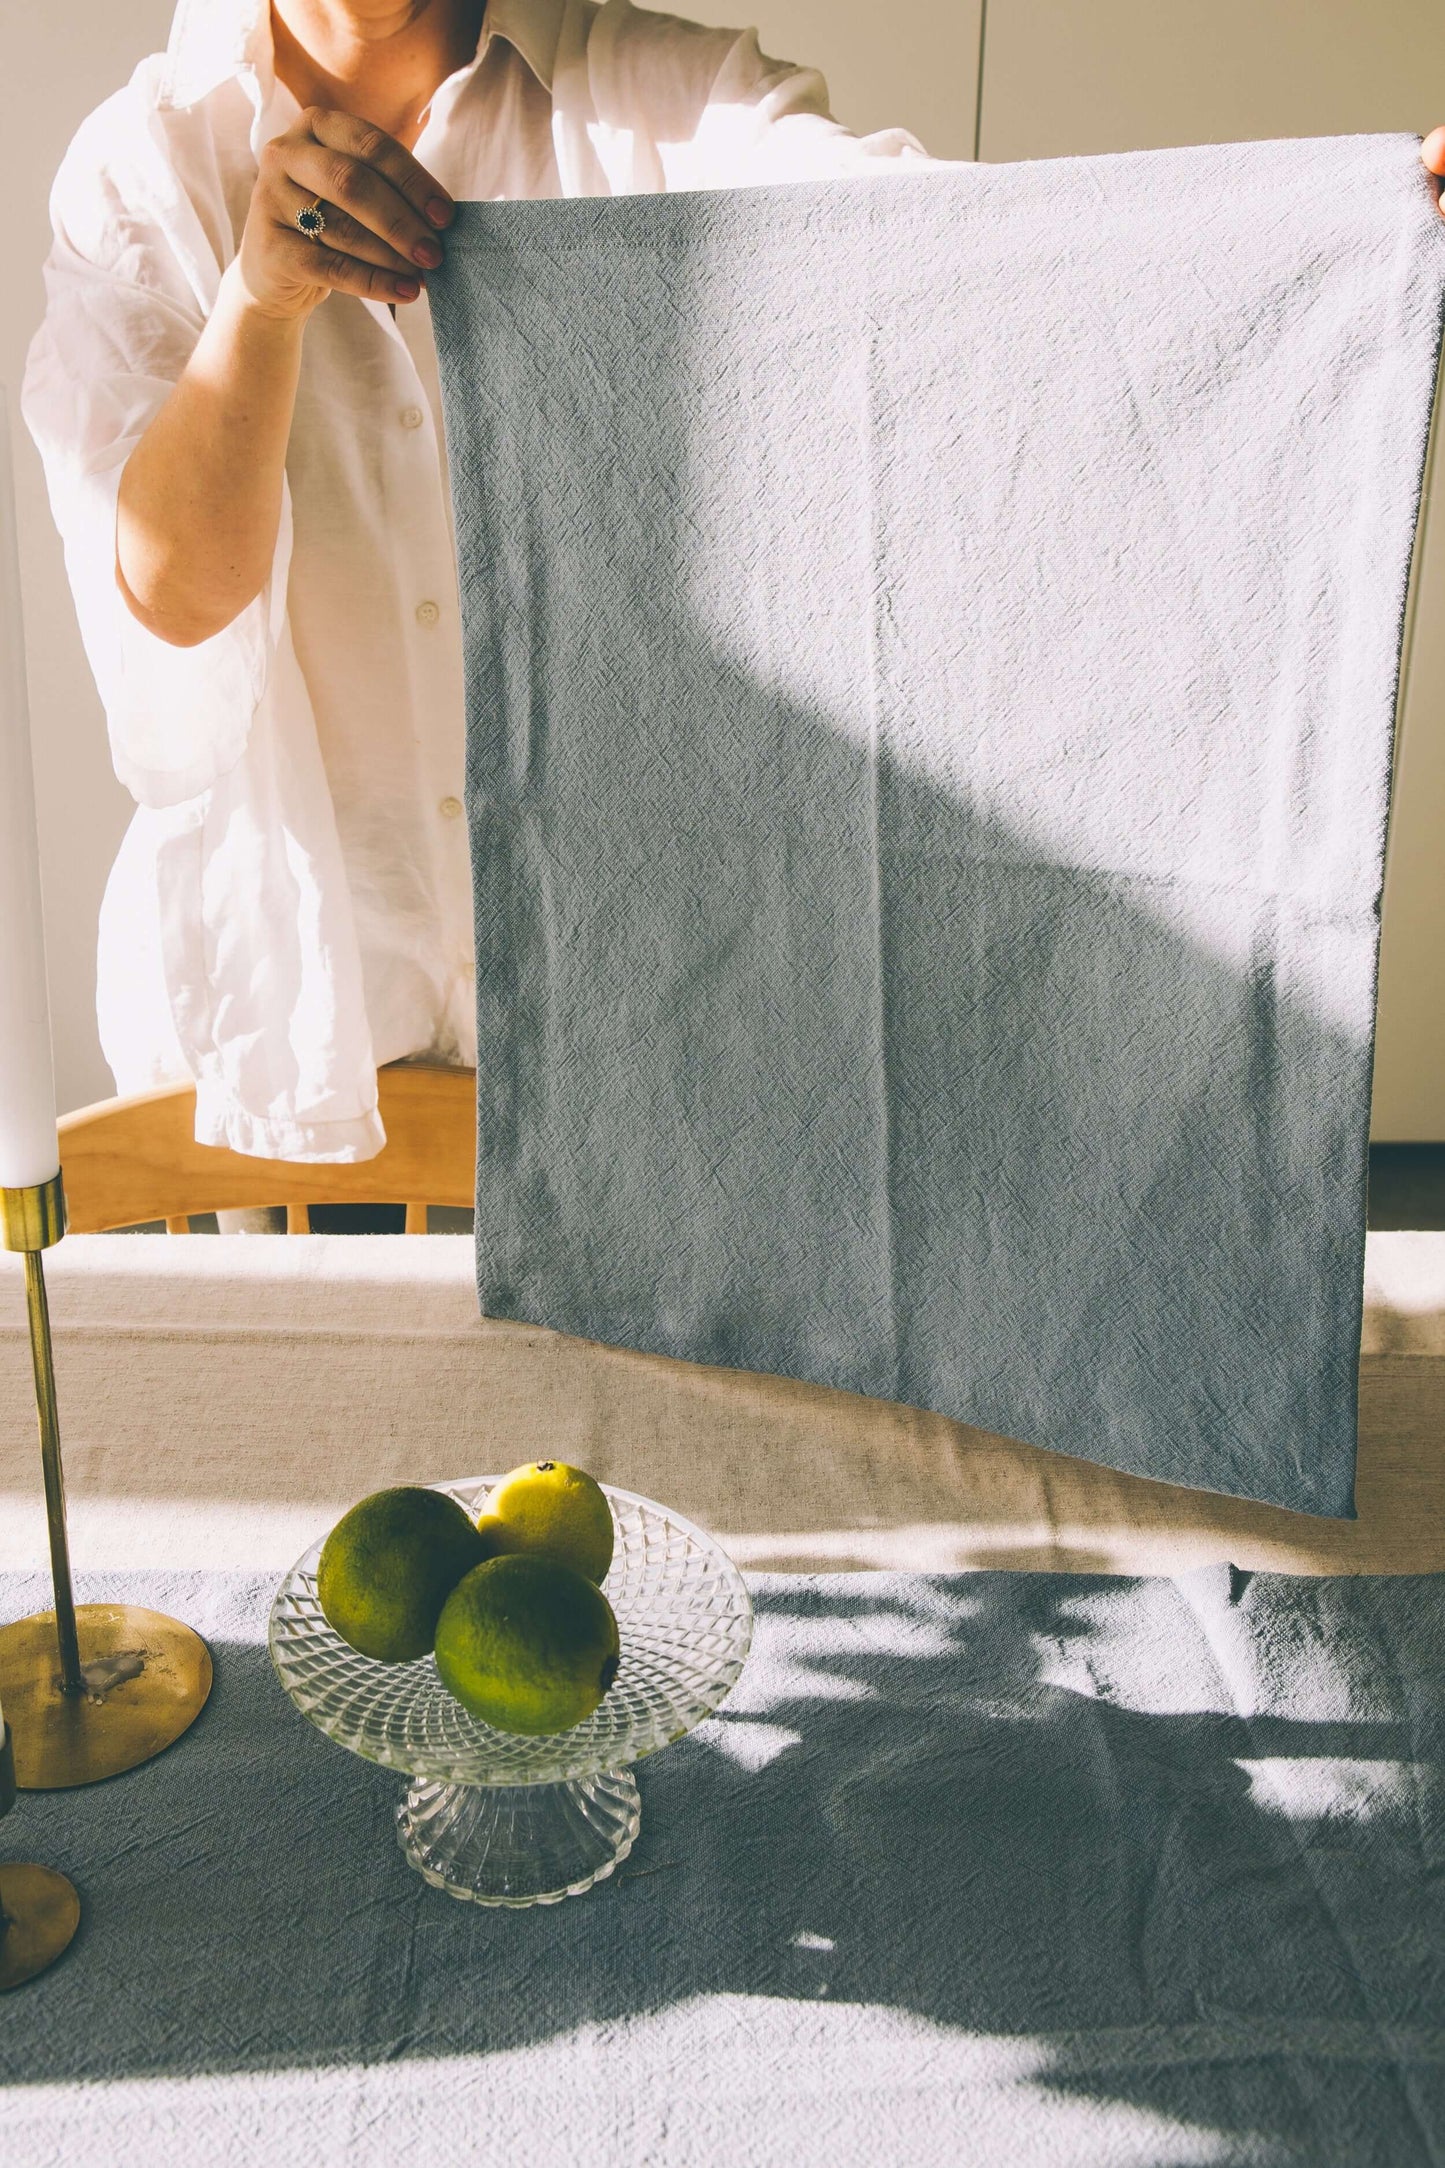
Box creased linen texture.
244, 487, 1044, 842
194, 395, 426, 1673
430, 136, 1445, 1518
2, 1564, 1443, 2166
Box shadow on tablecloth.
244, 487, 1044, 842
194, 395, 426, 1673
1, 1565, 1441, 2166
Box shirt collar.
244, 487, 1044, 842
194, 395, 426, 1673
159, 0, 562, 112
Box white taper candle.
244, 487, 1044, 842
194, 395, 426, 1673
0, 390, 61, 1190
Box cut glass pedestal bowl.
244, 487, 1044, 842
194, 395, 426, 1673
269, 1478, 753, 1906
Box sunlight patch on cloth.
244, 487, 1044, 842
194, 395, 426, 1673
1235, 1756, 1416, 1824
6, 1998, 1332, 2167
702, 1716, 803, 1770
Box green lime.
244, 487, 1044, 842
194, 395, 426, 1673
478, 1460, 615, 1585
317, 1486, 488, 1662
434, 1554, 621, 1735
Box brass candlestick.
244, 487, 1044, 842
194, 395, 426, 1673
0, 1720, 79, 1989
0, 1168, 212, 1788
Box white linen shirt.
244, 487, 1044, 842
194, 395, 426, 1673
23, 0, 934, 1162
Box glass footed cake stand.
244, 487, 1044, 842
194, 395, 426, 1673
269, 1478, 753, 1907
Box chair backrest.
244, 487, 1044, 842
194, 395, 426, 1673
56, 1062, 477, 1234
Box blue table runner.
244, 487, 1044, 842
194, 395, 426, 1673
2, 1565, 1442, 2165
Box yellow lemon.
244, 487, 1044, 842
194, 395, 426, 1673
317, 1486, 488, 1662
478, 1460, 615, 1585
434, 1554, 621, 1735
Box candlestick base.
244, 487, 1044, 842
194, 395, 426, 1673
0, 1862, 80, 1990
0, 1604, 211, 1789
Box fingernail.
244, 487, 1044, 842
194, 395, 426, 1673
413, 238, 442, 269
395, 278, 420, 301
426, 197, 454, 228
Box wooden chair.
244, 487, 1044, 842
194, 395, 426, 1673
55, 1062, 476, 1235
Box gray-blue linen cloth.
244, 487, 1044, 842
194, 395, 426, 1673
3, 1565, 1442, 2165
430, 136, 1445, 1517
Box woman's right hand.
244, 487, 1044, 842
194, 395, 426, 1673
237, 106, 455, 321
118, 108, 456, 644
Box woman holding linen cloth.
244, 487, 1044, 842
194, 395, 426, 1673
22, 0, 932, 1213
25, 0, 1445, 1214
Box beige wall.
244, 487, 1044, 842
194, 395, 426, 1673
2, 0, 176, 1123
3, 0, 1442, 1130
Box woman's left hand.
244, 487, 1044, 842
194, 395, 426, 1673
1420, 128, 1445, 214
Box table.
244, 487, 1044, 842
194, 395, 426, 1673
2, 1559, 1443, 2168
3, 1237, 1443, 2165
2, 1233, 1443, 1577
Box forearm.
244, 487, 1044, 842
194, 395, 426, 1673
116, 260, 304, 648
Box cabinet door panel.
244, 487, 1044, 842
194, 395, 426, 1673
980, 0, 1445, 159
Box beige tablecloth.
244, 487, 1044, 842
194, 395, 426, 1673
1, 1233, 1442, 1575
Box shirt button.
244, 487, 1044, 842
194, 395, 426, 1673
415, 599, 440, 627
400, 404, 424, 429
439, 795, 463, 820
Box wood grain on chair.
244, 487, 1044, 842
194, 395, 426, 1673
56, 1064, 477, 1234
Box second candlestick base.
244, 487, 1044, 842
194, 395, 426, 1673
0, 1604, 212, 1788
0, 1862, 80, 1990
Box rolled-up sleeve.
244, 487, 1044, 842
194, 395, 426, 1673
21, 93, 289, 811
